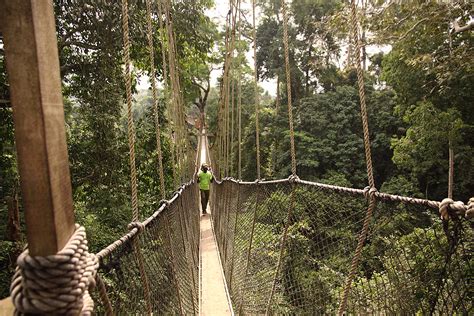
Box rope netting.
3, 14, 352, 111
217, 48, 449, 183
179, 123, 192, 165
211, 178, 473, 315
93, 181, 200, 315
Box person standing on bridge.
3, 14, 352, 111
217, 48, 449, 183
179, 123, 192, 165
197, 163, 213, 215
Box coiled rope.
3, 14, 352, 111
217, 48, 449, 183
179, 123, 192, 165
10, 225, 98, 315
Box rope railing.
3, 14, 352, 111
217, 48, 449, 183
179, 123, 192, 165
210, 177, 473, 315
93, 180, 200, 315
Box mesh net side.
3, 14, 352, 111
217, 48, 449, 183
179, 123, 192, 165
94, 183, 200, 314
212, 179, 473, 315
345, 199, 472, 314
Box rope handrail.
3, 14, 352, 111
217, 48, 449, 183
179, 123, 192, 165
210, 176, 472, 315
212, 177, 473, 214
96, 180, 194, 260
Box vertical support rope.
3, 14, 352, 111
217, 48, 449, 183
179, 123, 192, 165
238, 183, 260, 314
448, 139, 454, 199
338, 0, 378, 314
121, 1, 153, 314
145, 0, 166, 200
121, 0, 139, 222
96, 274, 114, 316
231, 74, 235, 177
163, 0, 188, 184
237, 1, 242, 180
265, 2, 298, 312
252, 0, 261, 180
157, 0, 178, 189
281, 0, 297, 177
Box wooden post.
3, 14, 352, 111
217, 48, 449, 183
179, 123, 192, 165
0, 0, 76, 256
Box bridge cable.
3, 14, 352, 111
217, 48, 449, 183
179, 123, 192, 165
146, 1, 187, 314
120, 0, 153, 314
265, 1, 298, 312
252, 0, 261, 180
338, 0, 378, 314
145, 0, 166, 200
237, 0, 242, 180
156, 0, 179, 189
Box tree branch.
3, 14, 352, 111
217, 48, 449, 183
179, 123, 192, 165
452, 17, 474, 33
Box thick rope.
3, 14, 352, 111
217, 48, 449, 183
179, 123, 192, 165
121, 0, 139, 221
157, 0, 178, 188
96, 274, 114, 316
10, 225, 98, 315
264, 3, 299, 311
237, 1, 242, 180
448, 140, 454, 199
231, 74, 235, 177
265, 182, 297, 315
238, 181, 260, 314
121, 1, 153, 314
338, 1, 378, 313
252, 0, 261, 180
164, 0, 190, 183
281, 0, 297, 176
146, 0, 166, 200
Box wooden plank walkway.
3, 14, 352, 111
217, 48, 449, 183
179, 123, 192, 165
199, 131, 233, 315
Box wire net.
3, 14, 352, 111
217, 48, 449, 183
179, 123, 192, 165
211, 179, 473, 315
93, 182, 200, 314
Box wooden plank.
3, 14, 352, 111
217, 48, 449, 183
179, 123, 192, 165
199, 134, 233, 315
0, 0, 75, 256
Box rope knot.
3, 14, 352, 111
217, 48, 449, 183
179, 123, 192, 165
439, 198, 466, 220
10, 224, 98, 315
288, 175, 300, 183
159, 199, 170, 208
363, 186, 378, 200
128, 221, 145, 232
466, 198, 474, 219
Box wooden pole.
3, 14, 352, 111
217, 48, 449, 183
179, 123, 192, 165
0, 0, 76, 256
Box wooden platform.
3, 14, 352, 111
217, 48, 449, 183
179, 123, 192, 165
199, 132, 233, 315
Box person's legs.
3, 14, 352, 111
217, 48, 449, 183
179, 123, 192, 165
201, 189, 210, 214
200, 190, 207, 214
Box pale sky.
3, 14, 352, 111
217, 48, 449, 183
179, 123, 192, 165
206, 1, 277, 96
137, 1, 390, 96
138, 0, 277, 96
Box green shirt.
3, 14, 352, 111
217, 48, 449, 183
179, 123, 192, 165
198, 170, 213, 190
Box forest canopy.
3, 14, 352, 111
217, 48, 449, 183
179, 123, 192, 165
0, 0, 472, 301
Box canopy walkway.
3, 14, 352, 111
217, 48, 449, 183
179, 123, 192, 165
0, 0, 472, 315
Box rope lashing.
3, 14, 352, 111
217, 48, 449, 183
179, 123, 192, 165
159, 199, 170, 208
439, 198, 470, 220
288, 174, 300, 183
363, 185, 378, 200
10, 225, 98, 315
128, 221, 146, 232
467, 198, 474, 219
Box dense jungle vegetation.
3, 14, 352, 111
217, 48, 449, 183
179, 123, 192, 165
0, 0, 472, 302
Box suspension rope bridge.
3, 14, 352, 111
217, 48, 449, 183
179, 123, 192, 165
0, 0, 472, 315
